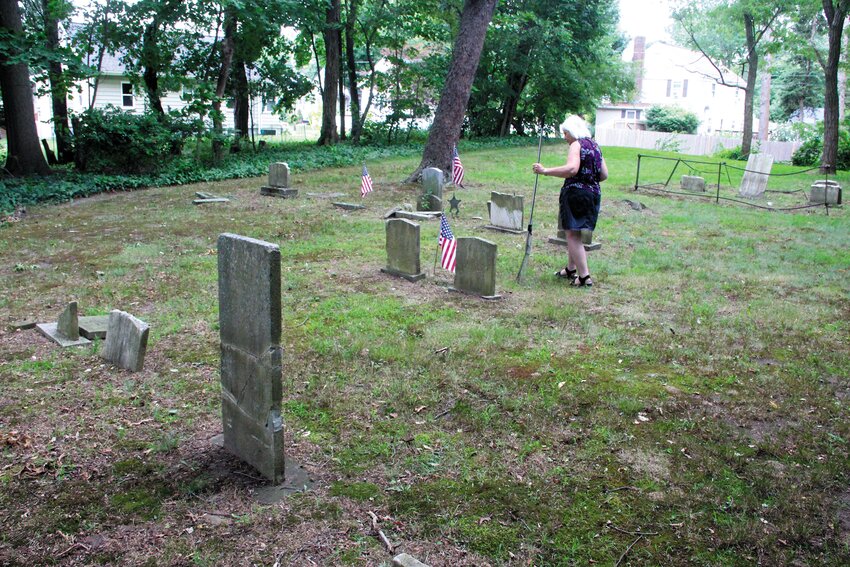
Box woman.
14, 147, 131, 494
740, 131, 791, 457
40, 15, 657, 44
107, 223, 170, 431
532, 115, 608, 287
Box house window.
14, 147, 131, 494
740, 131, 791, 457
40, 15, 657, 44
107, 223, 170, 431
671, 80, 683, 99
625, 110, 637, 119
682, 79, 688, 98
712, 83, 716, 97
122, 83, 133, 107
666, 79, 672, 97
263, 101, 274, 113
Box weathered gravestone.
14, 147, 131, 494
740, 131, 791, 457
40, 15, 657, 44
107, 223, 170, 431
101, 310, 150, 372
739, 153, 774, 198
193, 191, 230, 204
681, 175, 706, 192
485, 192, 524, 233
451, 237, 500, 299
260, 162, 297, 198
36, 301, 91, 347
809, 180, 842, 205
381, 219, 426, 282
79, 315, 110, 340
218, 233, 285, 484
418, 168, 444, 212
547, 215, 602, 251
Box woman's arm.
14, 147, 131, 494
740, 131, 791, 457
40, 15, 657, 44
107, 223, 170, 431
532, 140, 580, 178
599, 156, 609, 182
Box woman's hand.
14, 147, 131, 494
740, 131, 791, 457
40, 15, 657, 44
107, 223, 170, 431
532, 163, 546, 175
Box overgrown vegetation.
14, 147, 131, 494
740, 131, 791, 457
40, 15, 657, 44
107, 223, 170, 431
0, 145, 848, 565
646, 105, 700, 134
792, 120, 850, 169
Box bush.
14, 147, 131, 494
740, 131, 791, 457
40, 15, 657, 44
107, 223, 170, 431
73, 107, 198, 174
715, 146, 748, 161
646, 105, 700, 134
791, 122, 850, 170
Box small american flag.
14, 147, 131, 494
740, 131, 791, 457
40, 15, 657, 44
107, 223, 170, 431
360, 165, 373, 197
438, 213, 457, 272
451, 146, 465, 187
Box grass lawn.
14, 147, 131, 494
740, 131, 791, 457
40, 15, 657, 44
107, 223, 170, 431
0, 142, 848, 566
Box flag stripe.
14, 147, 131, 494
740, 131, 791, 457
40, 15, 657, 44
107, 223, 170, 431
360, 165, 373, 197
438, 213, 457, 273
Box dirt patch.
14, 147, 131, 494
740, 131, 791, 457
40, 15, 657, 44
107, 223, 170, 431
617, 448, 671, 482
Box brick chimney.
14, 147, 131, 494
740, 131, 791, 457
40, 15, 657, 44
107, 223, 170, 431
633, 36, 646, 99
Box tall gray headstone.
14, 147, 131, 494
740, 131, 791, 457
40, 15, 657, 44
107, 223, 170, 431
101, 310, 149, 372
381, 219, 426, 282
739, 154, 774, 198
218, 233, 284, 484
419, 168, 444, 212
261, 162, 297, 198
485, 192, 524, 233
452, 237, 499, 299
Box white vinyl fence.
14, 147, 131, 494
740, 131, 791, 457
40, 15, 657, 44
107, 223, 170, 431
595, 128, 802, 162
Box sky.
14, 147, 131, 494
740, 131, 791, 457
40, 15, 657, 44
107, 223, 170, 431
617, 0, 674, 43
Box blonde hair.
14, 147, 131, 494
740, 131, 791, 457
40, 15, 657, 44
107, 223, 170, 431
559, 115, 591, 139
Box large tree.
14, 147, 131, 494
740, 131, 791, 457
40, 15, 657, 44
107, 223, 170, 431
0, 0, 50, 175
318, 0, 341, 145
817, 0, 850, 173
407, 0, 498, 181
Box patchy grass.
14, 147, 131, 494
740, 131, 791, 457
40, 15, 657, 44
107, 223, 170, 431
0, 143, 848, 565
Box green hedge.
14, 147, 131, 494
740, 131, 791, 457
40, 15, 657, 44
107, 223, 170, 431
0, 136, 535, 216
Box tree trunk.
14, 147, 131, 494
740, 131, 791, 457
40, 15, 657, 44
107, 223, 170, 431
406, 0, 498, 181
212, 7, 236, 160
346, 0, 363, 142
318, 0, 341, 145
339, 36, 346, 140
740, 13, 757, 156
42, 0, 73, 163
233, 57, 250, 139
0, 0, 50, 175
821, 0, 850, 173
142, 20, 165, 114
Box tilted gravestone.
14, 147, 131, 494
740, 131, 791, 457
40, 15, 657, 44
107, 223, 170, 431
381, 218, 426, 282
681, 175, 706, 192
261, 162, 297, 198
739, 154, 774, 198
451, 237, 500, 299
485, 192, 524, 233
36, 301, 91, 347
418, 167, 444, 212
101, 310, 150, 372
218, 233, 285, 484
809, 180, 842, 205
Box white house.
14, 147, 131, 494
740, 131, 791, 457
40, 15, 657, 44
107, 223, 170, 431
596, 37, 747, 136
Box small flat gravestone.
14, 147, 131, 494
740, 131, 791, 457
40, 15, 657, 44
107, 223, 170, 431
450, 237, 500, 300
393, 554, 431, 567
739, 153, 774, 198
418, 167, 444, 212
485, 191, 524, 234
79, 315, 110, 340
260, 162, 297, 198
36, 301, 91, 347
218, 233, 285, 484
381, 218, 426, 282
332, 202, 366, 211
809, 180, 842, 205
101, 310, 149, 372
681, 175, 706, 192
193, 191, 230, 204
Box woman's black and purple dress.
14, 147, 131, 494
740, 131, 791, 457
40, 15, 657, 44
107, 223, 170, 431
559, 137, 603, 232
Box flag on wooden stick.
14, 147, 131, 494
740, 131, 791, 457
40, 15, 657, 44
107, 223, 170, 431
451, 146, 465, 187
360, 165, 373, 197
438, 213, 457, 272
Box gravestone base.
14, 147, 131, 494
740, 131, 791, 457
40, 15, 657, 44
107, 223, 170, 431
260, 186, 298, 198
447, 286, 502, 301
35, 322, 91, 347
210, 434, 313, 503
809, 185, 842, 205
381, 267, 426, 282
390, 211, 441, 222
484, 225, 525, 235
332, 202, 366, 211
79, 315, 110, 340
418, 195, 443, 212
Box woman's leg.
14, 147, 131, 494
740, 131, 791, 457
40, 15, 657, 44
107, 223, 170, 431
566, 230, 590, 280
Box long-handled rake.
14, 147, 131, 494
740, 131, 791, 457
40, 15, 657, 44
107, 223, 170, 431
516, 129, 544, 283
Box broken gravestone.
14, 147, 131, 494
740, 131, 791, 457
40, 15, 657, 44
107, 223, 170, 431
485, 191, 524, 233
381, 218, 426, 282
418, 168, 444, 212
547, 215, 602, 252
739, 153, 774, 198
450, 237, 500, 300
809, 180, 842, 205
101, 310, 150, 372
681, 175, 706, 192
218, 233, 285, 484
193, 191, 230, 204
79, 315, 110, 340
260, 162, 297, 198
36, 301, 91, 347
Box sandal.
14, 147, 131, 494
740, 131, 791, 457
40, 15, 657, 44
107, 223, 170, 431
555, 266, 576, 280
571, 274, 593, 287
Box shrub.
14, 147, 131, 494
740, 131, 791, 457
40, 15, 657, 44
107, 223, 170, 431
72, 107, 198, 174
791, 122, 850, 170
646, 105, 700, 134
715, 146, 749, 161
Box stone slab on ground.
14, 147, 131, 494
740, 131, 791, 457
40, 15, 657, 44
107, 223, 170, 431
393, 554, 431, 567
193, 197, 230, 204
35, 322, 91, 347
390, 210, 440, 222
739, 153, 774, 198
260, 187, 298, 199
101, 310, 149, 372
79, 315, 110, 340
307, 192, 346, 199
8, 319, 36, 331
332, 202, 366, 211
